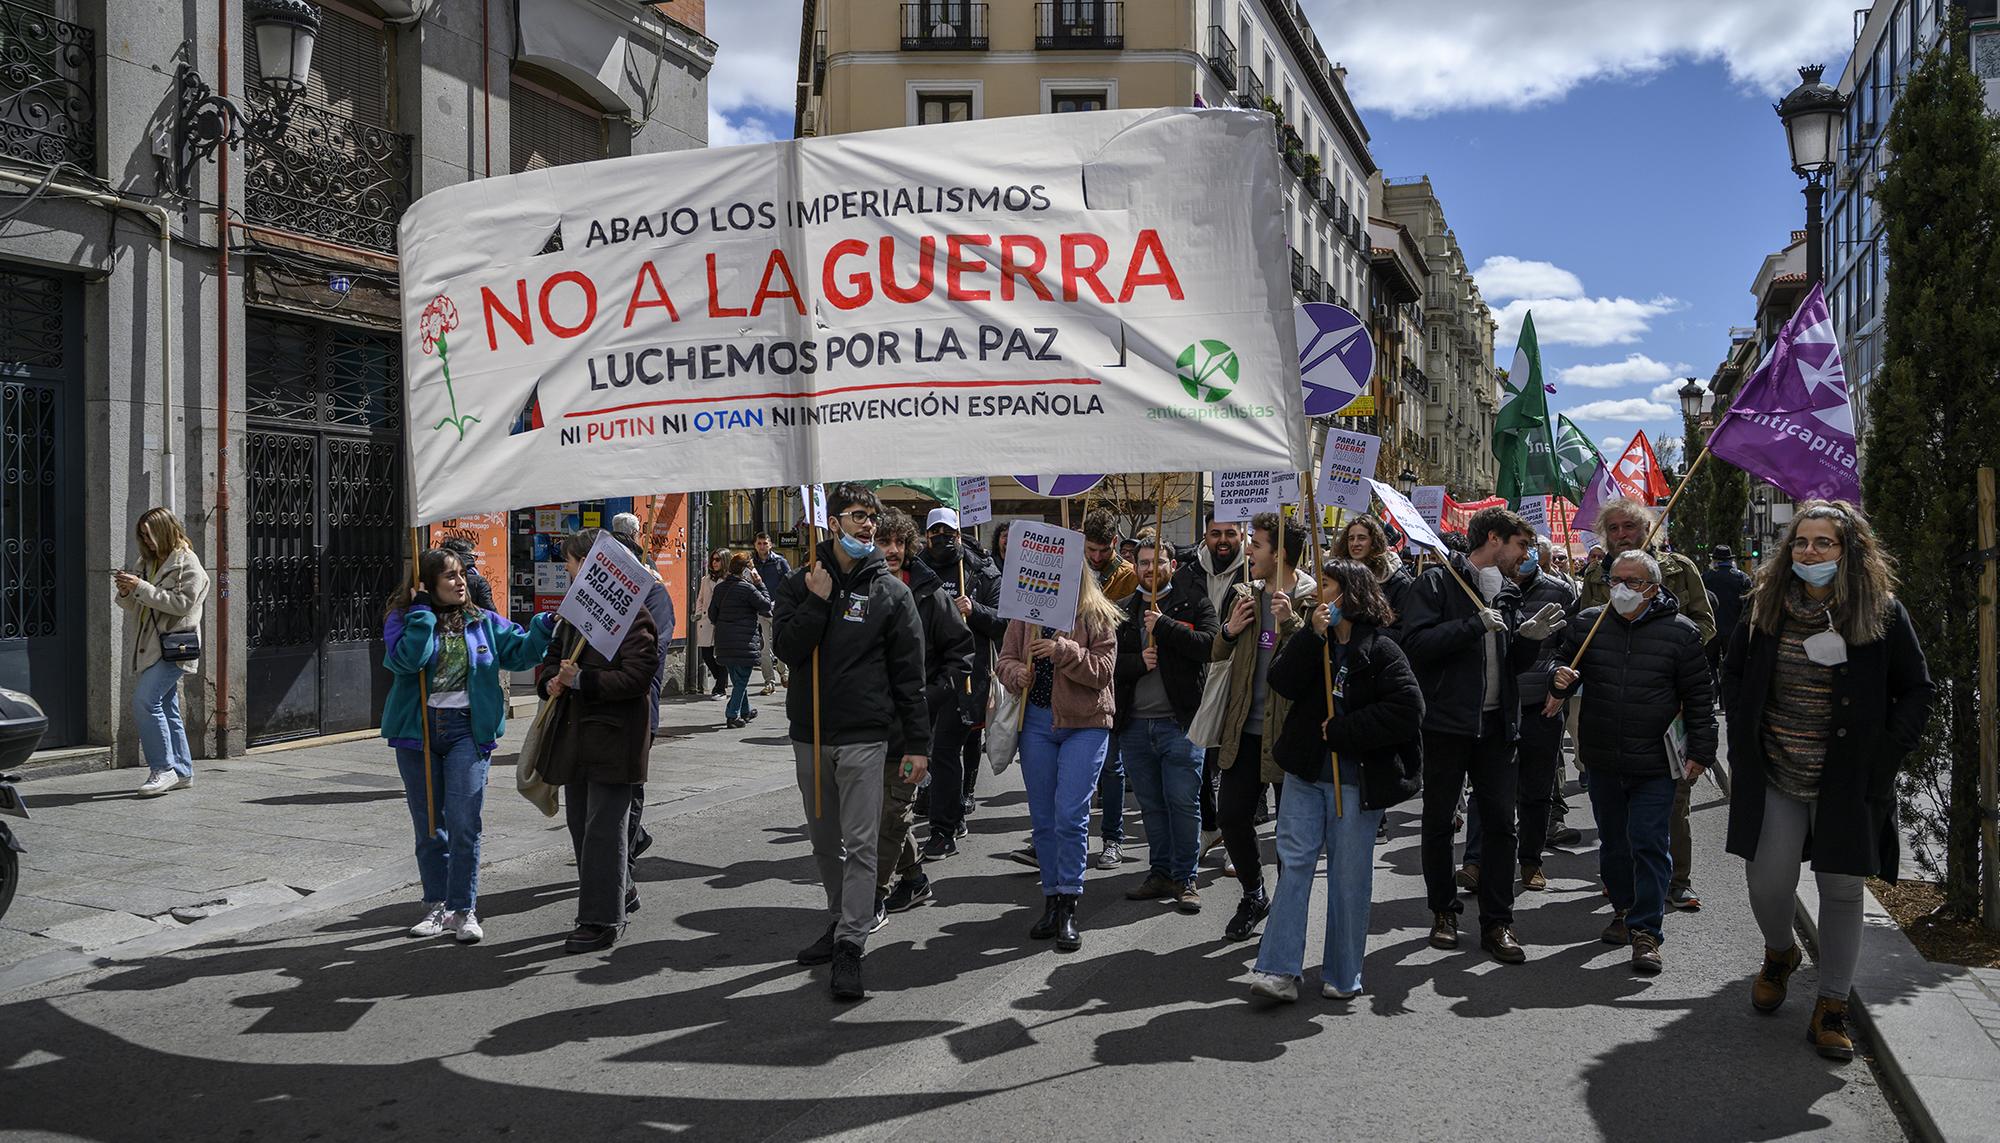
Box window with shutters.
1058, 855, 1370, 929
510, 67, 610, 173
241, 1, 410, 251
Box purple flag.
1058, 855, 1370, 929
1706, 284, 1862, 503
1574, 460, 1619, 539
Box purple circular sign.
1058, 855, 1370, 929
1014, 473, 1106, 498
1296, 302, 1374, 416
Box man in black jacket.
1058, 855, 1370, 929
1701, 545, 1753, 701
1112, 531, 1221, 915
1547, 549, 1717, 974
915, 507, 995, 854
771, 485, 929, 1001
752, 531, 792, 694
872, 509, 974, 919
1400, 506, 1542, 963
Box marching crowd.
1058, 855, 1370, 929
102, 481, 1935, 1067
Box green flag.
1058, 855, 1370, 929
1493, 312, 1562, 504
1553, 414, 1604, 503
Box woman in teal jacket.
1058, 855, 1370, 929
383, 547, 554, 944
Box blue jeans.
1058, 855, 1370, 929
725, 665, 754, 721
1119, 717, 1201, 881
1020, 703, 1109, 896
1255, 779, 1382, 993
132, 659, 193, 778
393, 707, 489, 913
1096, 733, 1125, 843
1588, 771, 1677, 943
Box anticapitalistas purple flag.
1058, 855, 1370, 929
1706, 284, 1861, 503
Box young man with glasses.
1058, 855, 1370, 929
1580, 499, 1716, 911
770, 486, 929, 1000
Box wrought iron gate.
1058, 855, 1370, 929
245, 314, 403, 744
0, 265, 83, 747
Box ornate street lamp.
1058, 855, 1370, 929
1397, 466, 1417, 496
1776, 64, 1848, 286
174, 0, 323, 194
1677, 378, 1705, 422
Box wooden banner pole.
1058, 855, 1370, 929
408, 527, 437, 839
810, 519, 823, 819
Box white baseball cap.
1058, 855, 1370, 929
610, 512, 643, 537
926, 508, 960, 532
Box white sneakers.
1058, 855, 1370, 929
446, 911, 483, 944
409, 902, 451, 938
1093, 842, 1124, 870
410, 902, 483, 942
1322, 982, 1359, 1000
1248, 972, 1299, 1003
137, 771, 190, 797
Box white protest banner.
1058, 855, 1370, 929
798, 484, 827, 530
956, 476, 993, 526
1368, 479, 1446, 554
1214, 470, 1280, 522
996, 521, 1086, 632
1317, 429, 1381, 514
556, 530, 654, 661
1410, 485, 1447, 531
1518, 494, 1551, 537
1270, 471, 1301, 504
398, 109, 1310, 524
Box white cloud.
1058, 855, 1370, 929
1306, 0, 1856, 118
1648, 380, 1690, 402
1494, 295, 1682, 349
1599, 435, 1627, 457
703, 2, 806, 141
1566, 398, 1677, 422
1557, 354, 1691, 390
1476, 257, 1584, 303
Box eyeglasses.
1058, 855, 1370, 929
1789, 537, 1842, 554
839, 510, 880, 525
1609, 576, 1654, 590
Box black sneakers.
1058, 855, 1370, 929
868, 894, 888, 935
1224, 890, 1269, 942
830, 940, 864, 1000
797, 922, 837, 965
921, 833, 958, 862
563, 923, 618, 954
885, 874, 933, 913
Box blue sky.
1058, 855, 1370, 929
701, 0, 1860, 479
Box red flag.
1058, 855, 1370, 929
1610, 431, 1670, 505
1440, 494, 1507, 533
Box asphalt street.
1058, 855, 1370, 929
0, 733, 1909, 1142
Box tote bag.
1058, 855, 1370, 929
515, 632, 583, 817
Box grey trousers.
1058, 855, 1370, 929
759, 617, 786, 684
566, 778, 636, 928
1744, 787, 1865, 999
795, 740, 886, 948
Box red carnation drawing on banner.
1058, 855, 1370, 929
420, 294, 480, 440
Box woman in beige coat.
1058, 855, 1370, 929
114, 508, 210, 796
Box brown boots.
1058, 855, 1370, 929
1808, 997, 1856, 1061
1751, 945, 1803, 1012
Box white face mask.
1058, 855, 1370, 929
1475, 565, 1505, 599
1610, 584, 1649, 617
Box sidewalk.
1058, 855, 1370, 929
0, 692, 793, 991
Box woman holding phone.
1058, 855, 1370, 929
114, 508, 210, 797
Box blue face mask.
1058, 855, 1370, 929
1792, 558, 1839, 587
838, 532, 876, 559
1324, 601, 1344, 628
1519, 549, 1540, 577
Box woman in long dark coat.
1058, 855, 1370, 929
1722, 500, 1933, 1062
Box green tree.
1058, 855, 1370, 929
1864, 22, 2000, 918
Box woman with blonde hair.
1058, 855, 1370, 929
1722, 500, 1933, 1061
114, 508, 210, 797
995, 562, 1123, 951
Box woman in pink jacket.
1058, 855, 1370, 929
996, 571, 1121, 951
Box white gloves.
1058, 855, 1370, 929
1476, 608, 1507, 634
1517, 603, 1568, 642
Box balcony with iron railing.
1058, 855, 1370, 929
1306, 267, 1324, 301
813, 29, 827, 93
1205, 25, 1236, 88
1036, 2, 1121, 49
1290, 247, 1306, 295
1304, 172, 1330, 206
1235, 66, 1266, 110
0, 0, 95, 172
244, 96, 413, 254
902, 3, 988, 49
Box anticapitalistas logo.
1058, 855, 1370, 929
421, 294, 480, 440
1175, 339, 1238, 403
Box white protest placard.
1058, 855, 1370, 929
1214, 470, 1280, 522
1368, 479, 1446, 554
798, 484, 827, 530
1317, 429, 1381, 514
1270, 471, 1301, 504
996, 521, 1086, 632
556, 530, 654, 661
1518, 494, 1552, 537
1410, 485, 1447, 531
956, 476, 993, 526
398, 109, 1310, 524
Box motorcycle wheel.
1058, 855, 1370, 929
0, 843, 16, 922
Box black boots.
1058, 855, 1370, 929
1029, 894, 1082, 950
